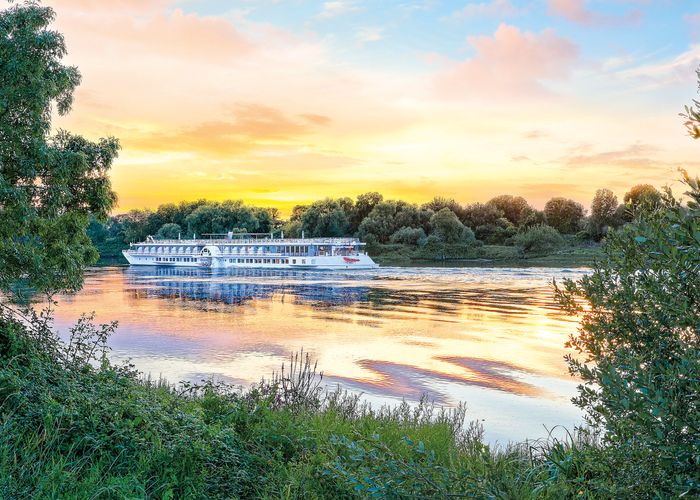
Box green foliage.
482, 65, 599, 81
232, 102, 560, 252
156, 223, 182, 239
512, 224, 564, 255
300, 198, 351, 237
350, 191, 383, 232
0, 2, 119, 294
623, 183, 662, 213
681, 66, 700, 139
185, 200, 261, 236
544, 197, 585, 234
555, 172, 700, 497
589, 188, 621, 239
519, 208, 546, 228
429, 208, 475, 244
474, 217, 517, 245
461, 202, 504, 229
422, 196, 465, 220
486, 195, 531, 225
358, 200, 433, 244
389, 226, 426, 245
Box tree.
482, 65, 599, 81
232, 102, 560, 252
429, 208, 474, 244
289, 204, 308, 222
422, 197, 464, 220
184, 201, 259, 236
300, 199, 350, 237
461, 203, 503, 229
556, 173, 700, 496
543, 197, 585, 234
350, 192, 383, 233
681, 66, 700, 139
357, 201, 433, 244
156, 223, 182, 240
519, 207, 546, 228
486, 195, 530, 225
0, 2, 119, 295
623, 184, 661, 213
590, 188, 620, 238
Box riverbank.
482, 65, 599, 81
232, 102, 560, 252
0, 314, 600, 498
369, 242, 602, 268
95, 241, 602, 268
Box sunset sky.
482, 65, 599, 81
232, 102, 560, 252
44, 0, 700, 214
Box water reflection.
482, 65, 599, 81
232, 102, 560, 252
124, 266, 371, 306
51, 265, 588, 443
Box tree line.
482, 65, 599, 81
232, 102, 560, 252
89, 183, 664, 254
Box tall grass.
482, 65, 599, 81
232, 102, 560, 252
0, 307, 610, 498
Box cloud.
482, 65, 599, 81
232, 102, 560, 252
435, 24, 578, 98
356, 26, 384, 43
523, 129, 547, 139
299, 113, 333, 126
547, 0, 642, 27
127, 103, 320, 157
615, 44, 700, 90
317, 1, 361, 19
449, 0, 524, 19
561, 142, 667, 171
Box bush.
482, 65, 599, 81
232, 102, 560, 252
389, 226, 426, 245
555, 172, 700, 497
475, 218, 517, 245
512, 224, 564, 254
429, 208, 475, 244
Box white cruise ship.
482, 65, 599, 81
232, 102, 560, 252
122, 233, 378, 270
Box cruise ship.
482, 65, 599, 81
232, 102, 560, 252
122, 233, 379, 270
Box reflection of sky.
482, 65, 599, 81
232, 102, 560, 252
52, 265, 588, 444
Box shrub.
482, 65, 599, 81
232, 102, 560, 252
389, 226, 426, 245
555, 172, 700, 497
512, 224, 564, 254
429, 208, 475, 244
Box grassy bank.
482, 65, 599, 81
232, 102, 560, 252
0, 311, 609, 498
370, 241, 602, 268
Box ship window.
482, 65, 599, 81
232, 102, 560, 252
302, 259, 306, 264
292, 259, 296, 264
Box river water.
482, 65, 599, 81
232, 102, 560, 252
51, 265, 589, 444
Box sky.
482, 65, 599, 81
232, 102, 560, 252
40, 0, 700, 213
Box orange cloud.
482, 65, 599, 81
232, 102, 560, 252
436, 24, 578, 98
126, 103, 319, 157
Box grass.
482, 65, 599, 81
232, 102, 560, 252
0, 307, 615, 498
370, 241, 602, 268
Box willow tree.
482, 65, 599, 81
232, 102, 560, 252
0, 1, 119, 296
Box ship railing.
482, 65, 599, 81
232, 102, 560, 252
129, 237, 365, 246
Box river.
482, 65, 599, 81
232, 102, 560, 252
51, 265, 589, 444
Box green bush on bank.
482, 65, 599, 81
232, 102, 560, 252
512, 224, 565, 255
555, 172, 700, 498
